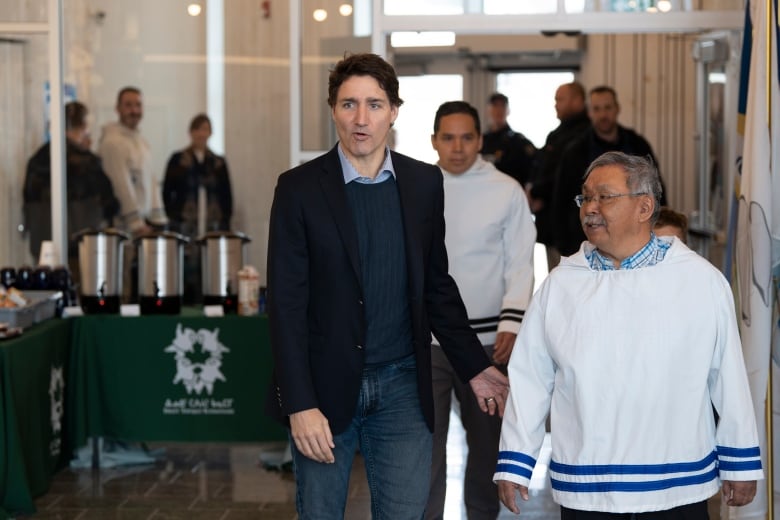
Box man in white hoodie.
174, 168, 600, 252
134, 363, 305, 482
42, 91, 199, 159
425, 101, 536, 520
98, 86, 165, 234
495, 151, 761, 518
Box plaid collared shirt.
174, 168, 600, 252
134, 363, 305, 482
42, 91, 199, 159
584, 233, 671, 271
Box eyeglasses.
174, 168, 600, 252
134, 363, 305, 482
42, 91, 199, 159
574, 192, 647, 208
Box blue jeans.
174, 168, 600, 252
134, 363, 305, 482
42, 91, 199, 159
291, 353, 432, 520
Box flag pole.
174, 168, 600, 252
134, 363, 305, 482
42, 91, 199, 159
767, 1, 774, 518
767, 368, 773, 520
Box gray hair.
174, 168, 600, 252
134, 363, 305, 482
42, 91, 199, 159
583, 151, 663, 223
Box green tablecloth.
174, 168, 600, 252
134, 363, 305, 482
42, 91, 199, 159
0, 319, 72, 519
68, 311, 286, 448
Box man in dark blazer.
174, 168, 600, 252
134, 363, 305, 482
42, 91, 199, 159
266, 53, 509, 519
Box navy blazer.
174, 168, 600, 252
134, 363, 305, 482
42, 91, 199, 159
265, 145, 489, 435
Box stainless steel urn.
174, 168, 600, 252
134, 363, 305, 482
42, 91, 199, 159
75, 228, 130, 314
198, 230, 251, 313
135, 231, 188, 314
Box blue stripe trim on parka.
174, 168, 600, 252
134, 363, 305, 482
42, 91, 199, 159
495, 451, 537, 480
549, 451, 716, 476
719, 460, 763, 471
551, 468, 719, 493
498, 451, 537, 467
496, 463, 533, 480
716, 445, 761, 458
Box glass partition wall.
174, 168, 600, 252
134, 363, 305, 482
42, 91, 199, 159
0, 0, 279, 276
0, 0, 745, 275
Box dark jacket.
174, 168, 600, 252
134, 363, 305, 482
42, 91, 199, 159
552, 125, 668, 256
265, 145, 489, 435
162, 147, 233, 235
23, 140, 119, 259
530, 110, 591, 245
481, 125, 538, 187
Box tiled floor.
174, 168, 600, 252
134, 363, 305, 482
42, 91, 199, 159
15, 412, 727, 519
25, 429, 728, 520
23, 410, 558, 520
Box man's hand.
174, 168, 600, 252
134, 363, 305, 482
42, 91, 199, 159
470, 366, 509, 416
131, 224, 153, 238
722, 480, 757, 507
497, 480, 529, 514
493, 332, 517, 365
289, 408, 335, 463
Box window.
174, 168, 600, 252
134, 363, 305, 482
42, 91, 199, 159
496, 71, 575, 148
394, 75, 464, 163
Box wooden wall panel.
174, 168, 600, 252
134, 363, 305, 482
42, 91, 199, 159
580, 32, 699, 216
0, 42, 27, 265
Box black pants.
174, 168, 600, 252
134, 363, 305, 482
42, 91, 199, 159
561, 500, 708, 520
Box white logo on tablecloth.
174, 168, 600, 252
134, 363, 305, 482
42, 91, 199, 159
49, 365, 64, 456
165, 323, 229, 395
162, 323, 235, 416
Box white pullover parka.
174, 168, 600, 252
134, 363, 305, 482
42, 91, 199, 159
435, 157, 536, 347
495, 239, 763, 513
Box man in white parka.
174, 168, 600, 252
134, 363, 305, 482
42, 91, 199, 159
495, 151, 761, 519
426, 101, 536, 520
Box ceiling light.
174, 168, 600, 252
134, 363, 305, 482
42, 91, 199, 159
390, 31, 456, 48
657, 0, 672, 12
339, 4, 353, 16
187, 3, 202, 16
313, 9, 328, 22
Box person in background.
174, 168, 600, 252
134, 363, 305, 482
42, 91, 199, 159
427, 101, 536, 520
654, 206, 688, 243
98, 86, 167, 235
23, 100, 119, 283
495, 151, 761, 519
99, 86, 167, 302
551, 86, 666, 257
480, 92, 537, 187
163, 113, 233, 304
265, 53, 509, 519
527, 81, 590, 270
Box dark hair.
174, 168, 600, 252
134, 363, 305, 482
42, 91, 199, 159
65, 101, 87, 130
189, 113, 211, 132
433, 101, 481, 135
655, 207, 689, 239
583, 151, 663, 223
116, 86, 141, 106
488, 92, 509, 106
327, 53, 403, 108
589, 85, 618, 104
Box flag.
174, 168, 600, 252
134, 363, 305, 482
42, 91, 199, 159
731, 0, 780, 517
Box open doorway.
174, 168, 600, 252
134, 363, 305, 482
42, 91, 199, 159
394, 74, 464, 163
496, 70, 575, 148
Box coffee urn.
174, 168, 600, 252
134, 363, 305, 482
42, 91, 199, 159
199, 231, 250, 313
75, 228, 130, 314
135, 231, 188, 314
